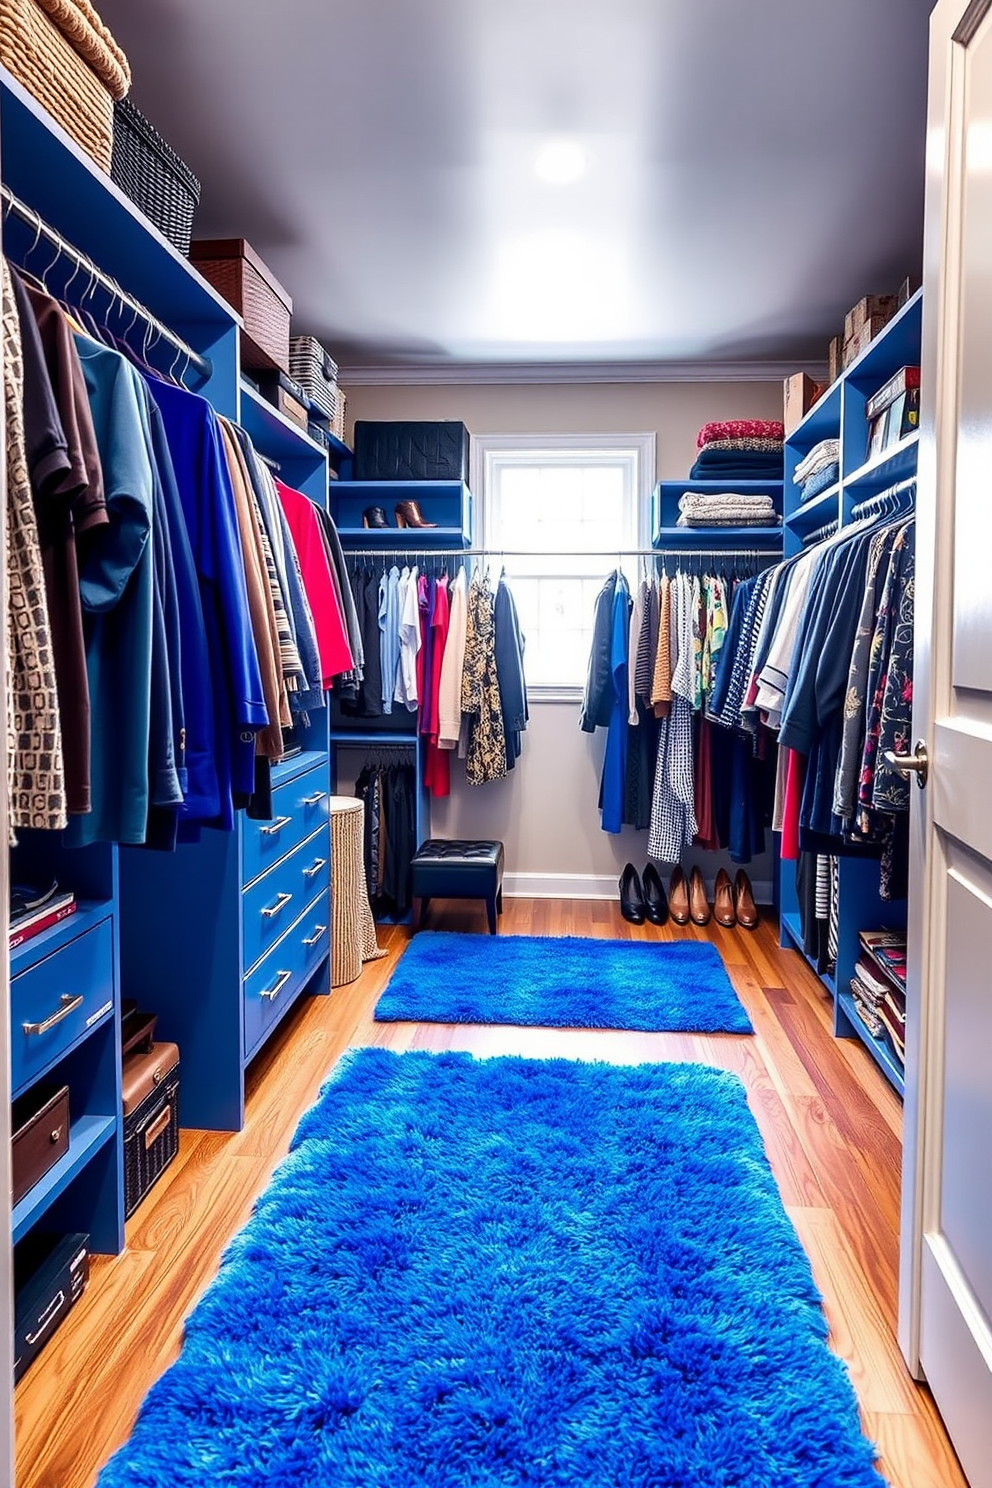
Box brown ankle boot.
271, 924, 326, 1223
394, 500, 437, 529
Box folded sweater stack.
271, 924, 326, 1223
794, 439, 840, 504
676, 490, 780, 528
850, 952, 906, 1063
689, 419, 785, 481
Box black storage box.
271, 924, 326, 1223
353, 420, 470, 482
14, 1231, 89, 1382
123, 1041, 180, 1219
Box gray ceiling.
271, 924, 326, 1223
99, 0, 934, 373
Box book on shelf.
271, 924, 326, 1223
865, 365, 921, 423
866, 387, 919, 461
9, 893, 77, 951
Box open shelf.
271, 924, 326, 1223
785, 483, 842, 532
11, 1113, 117, 1245
838, 990, 906, 1096
239, 381, 328, 464
10, 900, 114, 977
843, 432, 920, 497
330, 730, 416, 746
844, 289, 923, 390
330, 480, 472, 541
788, 382, 842, 449
653, 526, 784, 549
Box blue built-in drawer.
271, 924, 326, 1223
10, 919, 115, 1097
242, 824, 330, 973
241, 761, 329, 887
243, 891, 330, 1060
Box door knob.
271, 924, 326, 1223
882, 740, 929, 788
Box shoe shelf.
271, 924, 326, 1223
330, 480, 473, 543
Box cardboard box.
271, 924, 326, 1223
842, 315, 889, 369
828, 335, 843, 385
897, 274, 921, 308
843, 294, 898, 343
784, 372, 826, 435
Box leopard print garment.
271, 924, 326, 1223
3, 259, 66, 840
460, 572, 506, 786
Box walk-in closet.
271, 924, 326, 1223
1, 1, 990, 1486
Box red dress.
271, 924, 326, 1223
275, 481, 353, 685
423, 576, 451, 797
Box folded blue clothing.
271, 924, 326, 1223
800, 463, 840, 503
689, 456, 784, 480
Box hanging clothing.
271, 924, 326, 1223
600, 572, 631, 833
494, 575, 528, 772
423, 575, 451, 797
276, 479, 353, 686
396, 565, 421, 711
461, 573, 506, 785
378, 565, 402, 715
438, 567, 468, 751
579, 571, 618, 732
3, 259, 66, 838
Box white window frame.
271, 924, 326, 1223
470, 432, 656, 700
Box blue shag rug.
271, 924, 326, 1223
374, 931, 752, 1033
97, 1049, 881, 1488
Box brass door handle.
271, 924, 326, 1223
302, 924, 327, 948
302, 858, 326, 879
882, 740, 929, 788
260, 815, 292, 837
260, 969, 292, 1001
23, 993, 84, 1037
261, 892, 293, 919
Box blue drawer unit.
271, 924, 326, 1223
242, 761, 330, 886
11, 920, 115, 1098
120, 749, 334, 1132
244, 890, 330, 1060
242, 824, 330, 974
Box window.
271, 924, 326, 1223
474, 434, 654, 694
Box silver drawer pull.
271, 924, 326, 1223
261, 892, 293, 919
260, 969, 292, 1001
302, 924, 327, 948
302, 858, 326, 879
302, 791, 326, 807
26, 1289, 66, 1346
260, 815, 292, 837
23, 993, 84, 1037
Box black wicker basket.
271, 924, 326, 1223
111, 98, 200, 255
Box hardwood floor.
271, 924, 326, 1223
14, 899, 967, 1488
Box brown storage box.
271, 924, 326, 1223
11, 1082, 69, 1205
897, 274, 921, 309
0, 0, 130, 171
190, 238, 292, 373
123, 1040, 179, 1218
843, 294, 898, 344
843, 315, 889, 369
784, 372, 826, 436
828, 335, 843, 385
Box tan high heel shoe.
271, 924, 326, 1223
394, 500, 437, 529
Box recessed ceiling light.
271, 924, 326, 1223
534, 139, 586, 185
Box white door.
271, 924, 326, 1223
899, 3, 992, 1484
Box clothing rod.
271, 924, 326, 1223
342, 546, 780, 560
1, 184, 213, 382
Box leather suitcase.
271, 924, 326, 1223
353, 420, 470, 482
123, 1041, 180, 1218
14, 1231, 89, 1382
11, 1082, 69, 1206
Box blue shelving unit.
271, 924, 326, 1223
330, 480, 473, 545
651, 480, 784, 550
779, 294, 920, 1094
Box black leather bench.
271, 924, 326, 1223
410, 839, 505, 935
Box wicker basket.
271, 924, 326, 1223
0, 0, 130, 171
111, 98, 200, 254
331, 385, 346, 443
289, 335, 340, 419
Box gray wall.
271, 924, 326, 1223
341, 378, 783, 899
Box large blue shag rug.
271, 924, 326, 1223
374, 931, 753, 1033
98, 1050, 881, 1488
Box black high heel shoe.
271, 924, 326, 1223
619, 863, 646, 925
642, 864, 669, 925
362, 505, 389, 528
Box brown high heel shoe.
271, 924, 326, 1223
394, 500, 437, 529
668, 866, 690, 926
689, 866, 711, 927
733, 870, 759, 930
713, 869, 736, 928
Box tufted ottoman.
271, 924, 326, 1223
410, 839, 505, 935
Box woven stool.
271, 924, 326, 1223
411, 839, 505, 935
329, 797, 384, 986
